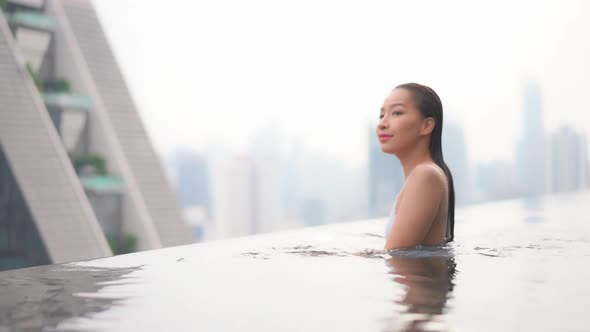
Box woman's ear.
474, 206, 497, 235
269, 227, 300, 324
420, 117, 436, 135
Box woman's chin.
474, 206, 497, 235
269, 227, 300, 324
380, 146, 397, 155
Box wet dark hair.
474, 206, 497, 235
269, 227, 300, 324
395, 83, 455, 243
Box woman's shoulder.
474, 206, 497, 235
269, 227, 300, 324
408, 163, 447, 190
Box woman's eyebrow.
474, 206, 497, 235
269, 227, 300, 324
380, 103, 405, 112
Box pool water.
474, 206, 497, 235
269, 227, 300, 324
1, 190, 589, 331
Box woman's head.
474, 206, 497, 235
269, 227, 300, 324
377, 82, 455, 242
377, 86, 437, 156
394, 83, 444, 155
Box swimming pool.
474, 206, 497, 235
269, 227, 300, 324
1, 190, 589, 331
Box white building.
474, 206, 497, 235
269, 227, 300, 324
548, 126, 588, 193
210, 156, 284, 239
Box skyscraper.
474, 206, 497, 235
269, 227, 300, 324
475, 160, 519, 201
210, 155, 283, 239
515, 82, 547, 197
548, 126, 589, 193
56, 0, 193, 248
0, 0, 110, 269
173, 149, 211, 212
442, 122, 470, 205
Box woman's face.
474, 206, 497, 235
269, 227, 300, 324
377, 88, 429, 155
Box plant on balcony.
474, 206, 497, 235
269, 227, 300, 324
107, 234, 138, 255
43, 78, 71, 93
120, 234, 138, 254
26, 62, 42, 91
74, 154, 108, 175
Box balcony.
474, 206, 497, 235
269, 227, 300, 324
4, 10, 54, 31
79, 174, 123, 194
4, 9, 53, 72
80, 174, 124, 252
6, 0, 45, 10
42, 92, 91, 154
42, 91, 92, 109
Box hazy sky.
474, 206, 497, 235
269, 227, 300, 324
93, 0, 590, 168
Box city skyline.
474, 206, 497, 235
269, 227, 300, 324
93, 0, 590, 169
173, 94, 590, 240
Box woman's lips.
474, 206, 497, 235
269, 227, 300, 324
379, 135, 392, 142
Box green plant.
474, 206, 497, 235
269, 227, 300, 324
120, 234, 138, 254
107, 234, 138, 255
0, 0, 7, 12
106, 235, 119, 254
74, 154, 108, 175
26, 62, 42, 91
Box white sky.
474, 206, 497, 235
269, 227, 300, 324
93, 0, 590, 168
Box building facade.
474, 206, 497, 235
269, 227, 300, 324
0, 0, 192, 270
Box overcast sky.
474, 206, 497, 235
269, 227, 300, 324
93, 0, 590, 168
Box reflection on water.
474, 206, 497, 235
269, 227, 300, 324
0, 264, 141, 331
383, 248, 456, 332
0, 191, 588, 331
247, 244, 457, 332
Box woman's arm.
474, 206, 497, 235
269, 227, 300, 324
384, 164, 445, 250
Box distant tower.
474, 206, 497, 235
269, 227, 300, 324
251, 125, 284, 232
368, 123, 403, 218
211, 155, 283, 239
442, 122, 470, 205
173, 149, 211, 213
515, 82, 547, 196
475, 161, 518, 201
300, 198, 326, 227
281, 139, 303, 221
548, 127, 589, 193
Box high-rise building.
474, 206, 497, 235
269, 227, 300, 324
210, 155, 283, 239
300, 198, 326, 227
368, 123, 403, 218
515, 82, 547, 197
0, 0, 110, 270
57, 0, 193, 248
0, 0, 192, 270
475, 160, 519, 201
173, 149, 211, 212
283, 145, 366, 224
171, 149, 212, 241
548, 126, 589, 193
281, 139, 303, 221
442, 122, 471, 205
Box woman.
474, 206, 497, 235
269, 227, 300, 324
378, 83, 455, 250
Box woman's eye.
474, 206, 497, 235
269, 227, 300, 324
379, 114, 384, 119
393, 111, 402, 116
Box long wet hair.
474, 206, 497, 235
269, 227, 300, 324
395, 83, 455, 243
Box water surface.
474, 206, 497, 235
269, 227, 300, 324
1, 191, 589, 331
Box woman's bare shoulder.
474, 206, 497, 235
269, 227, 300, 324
399, 164, 447, 200
408, 163, 446, 187
385, 163, 447, 249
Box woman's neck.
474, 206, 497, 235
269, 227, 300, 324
397, 144, 433, 180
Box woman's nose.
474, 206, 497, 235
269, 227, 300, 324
377, 117, 388, 130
